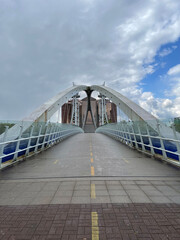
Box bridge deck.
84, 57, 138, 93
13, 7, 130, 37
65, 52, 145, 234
0, 133, 180, 239
1, 133, 179, 180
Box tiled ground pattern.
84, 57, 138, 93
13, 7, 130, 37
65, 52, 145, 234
0, 203, 180, 240
0, 180, 180, 205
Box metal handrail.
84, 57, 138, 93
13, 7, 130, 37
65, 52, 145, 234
0, 123, 83, 169
96, 123, 180, 167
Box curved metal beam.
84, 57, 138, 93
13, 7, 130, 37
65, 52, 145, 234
24, 85, 87, 122
0, 85, 87, 142
91, 85, 179, 139
0, 84, 179, 142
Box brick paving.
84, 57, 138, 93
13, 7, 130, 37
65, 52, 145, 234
0, 203, 180, 240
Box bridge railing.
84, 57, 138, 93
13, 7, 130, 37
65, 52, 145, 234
96, 121, 180, 167
0, 122, 83, 169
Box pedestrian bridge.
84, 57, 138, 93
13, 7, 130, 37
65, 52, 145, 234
0, 85, 180, 240
0, 84, 180, 169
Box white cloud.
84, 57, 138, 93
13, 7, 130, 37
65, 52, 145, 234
159, 48, 173, 57
168, 64, 180, 75
0, 0, 180, 120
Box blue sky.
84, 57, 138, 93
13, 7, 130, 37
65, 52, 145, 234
141, 39, 180, 99
0, 0, 180, 120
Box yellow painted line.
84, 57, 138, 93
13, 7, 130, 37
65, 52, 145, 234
54, 160, 58, 164
90, 152, 93, 157
91, 212, 99, 240
123, 158, 129, 164
91, 184, 96, 199
91, 166, 95, 176
91, 158, 94, 163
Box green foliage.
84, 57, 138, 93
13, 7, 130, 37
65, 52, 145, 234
0, 123, 15, 135
175, 123, 180, 133
174, 118, 180, 133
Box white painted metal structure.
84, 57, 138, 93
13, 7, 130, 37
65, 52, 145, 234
98, 94, 108, 126
1, 84, 177, 142
70, 94, 80, 126
0, 123, 83, 169
0, 85, 86, 143
91, 85, 179, 139
0, 84, 180, 168
96, 122, 180, 167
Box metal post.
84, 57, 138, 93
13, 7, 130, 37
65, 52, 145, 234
77, 98, 78, 125
51, 125, 57, 144
116, 123, 120, 139
13, 125, 23, 161
46, 125, 53, 147
98, 100, 102, 126
70, 98, 75, 124
122, 123, 128, 144
101, 97, 104, 125
120, 123, 126, 143
126, 124, 133, 147
156, 121, 168, 160
75, 98, 78, 125
146, 124, 155, 155
104, 99, 108, 123
137, 122, 145, 152
34, 124, 43, 152
57, 104, 60, 123
77, 100, 79, 126
119, 123, 123, 141
71, 94, 80, 126
131, 122, 138, 149
0, 126, 9, 168
26, 125, 34, 156
42, 124, 49, 150
53, 124, 59, 143
172, 124, 180, 161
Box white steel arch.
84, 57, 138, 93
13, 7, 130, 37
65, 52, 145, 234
0, 85, 87, 142
91, 85, 178, 139
0, 84, 179, 142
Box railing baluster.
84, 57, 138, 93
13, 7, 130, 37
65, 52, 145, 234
0, 122, 83, 169
156, 122, 168, 160
47, 125, 54, 146
96, 123, 180, 167
146, 124, 155, 155
34, 124, 43, 152
13, 125, 23, 161
137, 122, 145, 152
121, 123, 127, 143
117, 124, 121, 140
26, 125, 34, 156
126, 124, 133, 147
41, 124, 49, 150
0, 126, 9, 168
53, 124, 59, 143
131, 122, 138, 149
172, 124, 180, 161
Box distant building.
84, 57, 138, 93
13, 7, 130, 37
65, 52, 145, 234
105, 100, 117, 124
61, 97, 117, 126
61, 100, 82, 126
61, 100, 72, 124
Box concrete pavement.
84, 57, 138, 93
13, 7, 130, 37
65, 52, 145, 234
0, 133, 180, 239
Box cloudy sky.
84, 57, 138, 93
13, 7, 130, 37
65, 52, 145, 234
0, 0, 180, 121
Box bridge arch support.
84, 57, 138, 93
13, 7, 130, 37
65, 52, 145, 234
0, 84, 178, 142
91, 85, 177, 139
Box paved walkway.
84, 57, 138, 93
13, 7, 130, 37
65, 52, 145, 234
1, 203, 180, 240
0, 133, 180, 239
